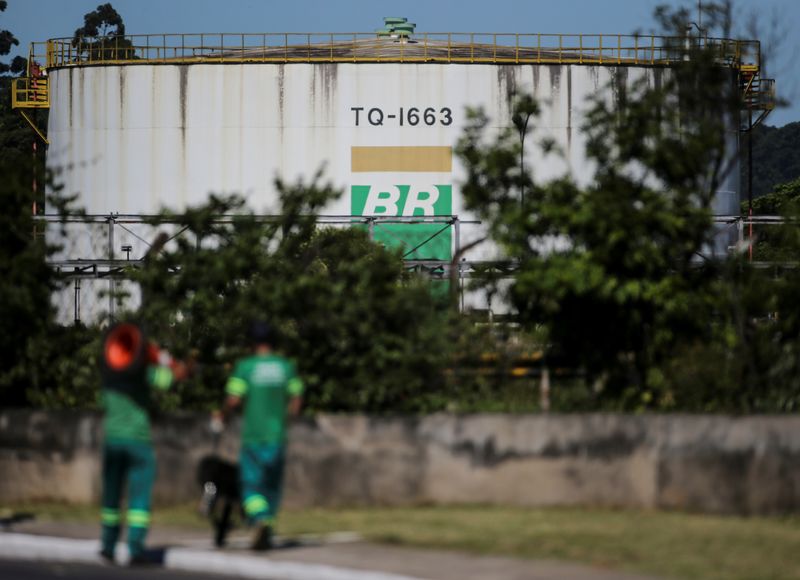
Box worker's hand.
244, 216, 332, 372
209, 409, 225, 434
172, 361, 190, 382
183, 349, 200, 377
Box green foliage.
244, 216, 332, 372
741, 177, 800, 262
743, 122, 800, 199
0, 158, 58, 405
454, 2, 800, 412
0, 1, 44, 171
0, 3, 75, 408
23, 324, 102, 409
748, 177, 800, 215
0, 0, 19, 75
658, 243, 800, 412
0, 76, 37, 164
72, 3, 135, 61
456, 6, 737, 407
124, 177, 457, 413
0, 1, 24, 75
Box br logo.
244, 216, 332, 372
351, 185, 453, 260
351, 185, 451, 217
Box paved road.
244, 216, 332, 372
2, 519, 663, 580
0, 558, 241, 580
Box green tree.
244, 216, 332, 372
749, 177, 800, 215
123, 178, 454, 413
0, 2, 64, 407
0, 159, 58, 405
0, 0, 37, 165
742, 122, 800, 199
0, 0, 25, 75
456, 4, 740, 408
72, 3, 135, 62
737, 177, 800, 262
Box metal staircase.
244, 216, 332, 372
739, 63, 775, 130
10, 45, 50, 144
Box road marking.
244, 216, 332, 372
0, 533, 425, 580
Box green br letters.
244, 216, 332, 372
351, 185, 452, 260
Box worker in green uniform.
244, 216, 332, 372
213, 321, 303, 550
99, 322, 189, 564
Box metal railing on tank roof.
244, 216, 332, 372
35, 32, 761, 69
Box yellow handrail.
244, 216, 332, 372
27, 33, 761, 70
11, 77, 49, 108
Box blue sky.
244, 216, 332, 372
3, 0, 797, 126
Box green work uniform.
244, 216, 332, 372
226, 354, 303, 523
100, 363, 173, 559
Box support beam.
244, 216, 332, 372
17, 110, 48, 145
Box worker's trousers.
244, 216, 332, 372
100, 440, 156, 558
240, 443, 285, 525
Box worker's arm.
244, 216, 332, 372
286, 369, 304, 417
147, 344, 195, 389
211, 394, 242, 429
212, 364, 248, 428
287, 395, 302, 417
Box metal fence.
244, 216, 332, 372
41, 213, 485, 322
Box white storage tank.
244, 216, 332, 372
34, 23, 763, 322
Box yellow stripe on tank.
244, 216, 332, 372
351, 146, 452, 173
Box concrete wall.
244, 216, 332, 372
1, 410, 798, 515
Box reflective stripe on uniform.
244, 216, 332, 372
151, 366, 173, 390
101, 508, 120, 525
226, 376, 248, 397
243, 494, 269, 516
127, 509, 151, 528
287, 377, 304, 396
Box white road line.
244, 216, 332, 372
0, 534, 105, 562
0, 533, 426, 580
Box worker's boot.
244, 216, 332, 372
251, 521, 273, 551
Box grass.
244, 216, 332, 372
3, 502, 799, 580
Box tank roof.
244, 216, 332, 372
35, 32, 761, 69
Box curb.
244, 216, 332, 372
0, 533, 425, 580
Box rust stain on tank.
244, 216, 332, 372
588, 66, 599, 90
566, 66, 572, 152
178, 65, 189, 207
277, 64, 285, 126
497, 65, 518, 109
549, 65, 562, 94
119, 67, 125, 127
68, 68, 74, 128
653, 67, 663, 92
611, 66, 629, 107
117, 67, 127, 200
309, 63, 317, 112
178, 65, 188, 143
317, 63, 338, 123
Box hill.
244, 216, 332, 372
743, 121, 800, 200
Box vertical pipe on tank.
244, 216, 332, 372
454, 217, 462, 312
32, 139, 37, 215
74, 279, 81, 323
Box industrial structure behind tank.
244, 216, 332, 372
11, 17, 776, 323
